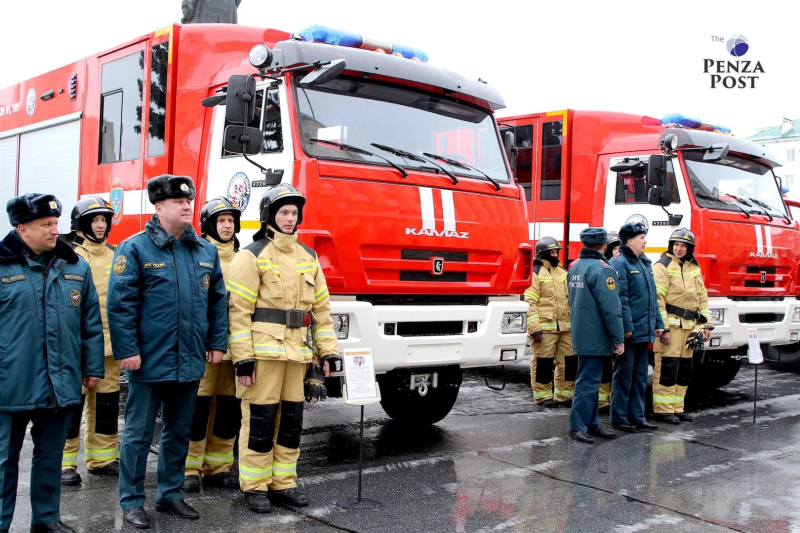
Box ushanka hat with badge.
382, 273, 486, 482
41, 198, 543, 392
147, 174, 196, 204
7, 193, 62, 226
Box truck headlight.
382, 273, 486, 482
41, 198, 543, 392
332, 314, 349, 339
793, 308, 800, 323
501, 312, 526, 334
710, 309, 725, 326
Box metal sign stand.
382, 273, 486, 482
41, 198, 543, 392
337, 383, 382, 510
752, 362, 758, 425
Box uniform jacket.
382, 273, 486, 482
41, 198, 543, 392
72, 232, 115, 356
227, 228, 339, 365
0, 231, 104, 412
614, 245, 665, 343
206, 235, 236, 361
567, 248, 624, 356
108, 215, 228, 383
525, 260, 570, 335
654, 253, 711, 330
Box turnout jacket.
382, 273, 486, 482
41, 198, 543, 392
206, 235, 236, 361
108, 215, 228, 383
567, 248, 624, 356
614, 245, 665, 343
653, 253, 711, 330
227, 227, 339, 366
0, 231, 104, 411
525, 260, 570, 335
72, 231, 115, 356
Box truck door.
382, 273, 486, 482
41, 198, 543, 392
602, 154, 692, 262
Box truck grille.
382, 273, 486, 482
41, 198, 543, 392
357, 295, 489, 306
395, 321, 463, 337
361, 245, 501, 285
730, 265, 790, 291
739, 313, 784, 324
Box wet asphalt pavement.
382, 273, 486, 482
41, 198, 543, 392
8, 361, 800, 532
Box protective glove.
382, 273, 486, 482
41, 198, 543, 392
531, 331, 544, 344
321, 354, 342, 373
304, 363, 327, 402
234, 359, 256, 378
685, 331, 705, 351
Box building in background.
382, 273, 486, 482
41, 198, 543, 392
748, 118, 800, 201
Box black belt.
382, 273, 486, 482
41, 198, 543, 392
252, 308, 312, 328
666, 304, 700, 321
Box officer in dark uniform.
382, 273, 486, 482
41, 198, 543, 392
567, 227, 625, 443
0, 193, 104, 533
108, 176, 228, 529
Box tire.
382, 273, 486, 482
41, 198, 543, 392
691, 354, 742, 390
766, 341, 800, 369
377, 366, 462, 426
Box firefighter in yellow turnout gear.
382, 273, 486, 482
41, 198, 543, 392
183, 197, 242, 492
227, 185, 340, 513
525, 237, 575, 408
652, 228, 712, 424
61, 197, 120, 486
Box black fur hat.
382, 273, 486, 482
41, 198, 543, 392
7, 193, 62, 226
147, 174, 196, 204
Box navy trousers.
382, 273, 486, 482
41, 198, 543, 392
569, 355, 609, 432
0, 409, 71, 529
119, 381, 199, 509
611, 342, 649, 425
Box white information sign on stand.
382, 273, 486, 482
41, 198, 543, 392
342, 348, 381, 405
747, 328, 764, 364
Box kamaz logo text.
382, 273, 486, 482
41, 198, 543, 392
409, 187, 469, 239
749, 251, 778, 259
405, 227, 469, 239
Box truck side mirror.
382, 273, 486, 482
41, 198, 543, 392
225, 75, 257, 125
224, 125, 262, 155
299, 59, 347, 87
648, 187, 672, 207
503, 130, 517, 168
647, 154, 667, 187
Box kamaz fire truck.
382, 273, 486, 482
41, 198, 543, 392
0, 24, 532, 424
499, 110, 800, 388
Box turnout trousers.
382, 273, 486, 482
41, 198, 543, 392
653, 329, 693, 414
569, 355, 610, 432
0, 409, 71, 529
118, 380, 199, 509
610, 342, 649, 425
62, 356, 121, 471
185, 361, 241, 478
530, 332, 576, 404
237, 360, 305, 492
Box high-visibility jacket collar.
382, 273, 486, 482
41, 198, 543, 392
268, 225, 297, 252
207, 235, 235, 259
75, 231, 109, 256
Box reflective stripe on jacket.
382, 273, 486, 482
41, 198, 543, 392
525, 261, 570, 335
653, 253, 710, 330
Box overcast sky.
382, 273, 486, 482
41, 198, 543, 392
1, 0, 797, 138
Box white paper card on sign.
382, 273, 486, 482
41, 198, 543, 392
747, 328, 763, 364
343, 348, 378, 401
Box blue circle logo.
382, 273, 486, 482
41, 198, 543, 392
726, 35, 749, 57
227, 172, 251, 212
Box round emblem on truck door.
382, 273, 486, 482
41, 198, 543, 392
26, 88, 36, 116
227, 172, 251, 211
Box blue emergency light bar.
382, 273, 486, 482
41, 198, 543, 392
661, 113, 732, 134
298, 25, 429, 63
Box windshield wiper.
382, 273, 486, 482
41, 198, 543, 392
421, 152, 501, 191
748, 197, 791, 224
371, 143, 459, 185
310, 139, 407, 179
694, 191, 750, 218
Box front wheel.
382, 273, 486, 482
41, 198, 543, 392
377, 366, 462, 426
691, 352, 742, 390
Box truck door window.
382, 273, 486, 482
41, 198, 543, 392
514, 125, 534, 201
98, 51, 144, 164
540, 121, 562, 200
614, 159, 680, 204
222, 89, 265, 157
147, 42, 169, 157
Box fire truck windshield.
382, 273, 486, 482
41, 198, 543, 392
684, 151, 788, 217
294, 75, 510, 185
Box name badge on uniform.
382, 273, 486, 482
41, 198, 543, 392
143, 262, 166, 269
198, 261, 213, 269
1, 274, 25, 284
630, 270, 640, 274
63, 274, 85, 281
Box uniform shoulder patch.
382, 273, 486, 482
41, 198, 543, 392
656, 256, 672, 268
533, 263, 543, 275
606, 276, 617, 290
113, 255, 128, 275
297, 241, 317, 260
244, 238, 270, 258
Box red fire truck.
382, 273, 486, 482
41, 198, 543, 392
0, 24, 532, 424
498, 110, 800, 388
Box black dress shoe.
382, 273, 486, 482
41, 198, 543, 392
676, 413, 693, 422
181, 475, 201, 493
269, 487, 309, 507
60, 469, 81, 486
30, 522, 76, 533
123, 507, 150, 529
244, 491, 272, 513
569, 430, 594, 443
611, 423, 636, 433
88, 461, 119, 476
204, 471, 239, 489
155, 499, 199, 519
587, 425, 618, 439
635, 421, 659, 431
653, 414, 681, 425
